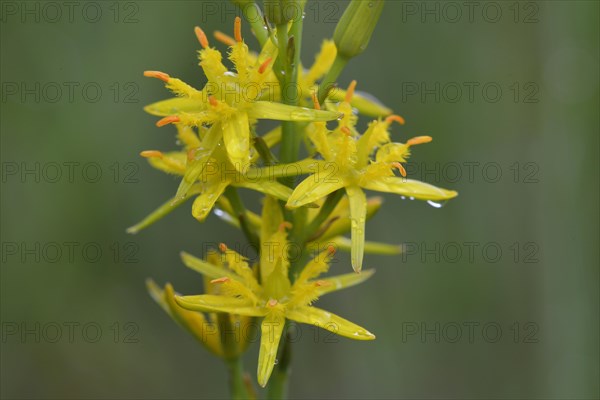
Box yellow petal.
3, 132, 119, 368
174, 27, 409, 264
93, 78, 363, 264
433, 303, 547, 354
222, 112, 251, 169
146, 151, 187, 175
286, 306, 375, 340
346, 185, 367, 273
316, 269, 375, 296
191, 179, 230, 221
126, 185, 202, 234
257, 312, 285, 387
249, 101, 341, 122
146, 280, 223, 356
144, 97, 205, 117
234, 180, 292, 201
363, 177, 458, 201
286, 172, 345, 208
175, 295, 266, 316
328, 236, 402, 255
180, 251, 242, 281
303, 40, 337, 87
328, 89, 392, 117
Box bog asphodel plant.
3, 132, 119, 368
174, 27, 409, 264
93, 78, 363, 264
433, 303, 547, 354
130, 1, 457, 398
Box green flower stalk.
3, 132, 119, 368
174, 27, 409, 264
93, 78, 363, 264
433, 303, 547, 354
131, 3, 458, 398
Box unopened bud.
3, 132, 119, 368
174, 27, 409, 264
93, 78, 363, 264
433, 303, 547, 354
333, 0, 385, 59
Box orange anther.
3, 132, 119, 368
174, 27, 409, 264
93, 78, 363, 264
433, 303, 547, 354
278, 221, 293, 232
194, 26, 209, 48
407, 136, 432, 146
344, 80, 357, 103
258, 57, 273, 74
143, 70, 170, 82
156, 115, 180, 127
187, 148, 197, 162
140, 150, 163, 159
314, 280, 332, 287
311, 91, 321, 110
219, 243, 228, 253
267, 299, 278, 307
234, 16, 242, 42
341, 126, 352, 136
208, 95, 218, 107
214, 31, 236, 46
210, 277, 230, 284
393, 162, 407, 177
327, 244, 336, 256
385, 114, 405, 125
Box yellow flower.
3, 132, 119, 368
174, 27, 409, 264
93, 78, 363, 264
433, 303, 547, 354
143, 18, 341, 200
211, 31, 391, 117
286, 82, 458, 272
146, 249, 254, 360
127, 137, 293, 232
175, 196, 375, 387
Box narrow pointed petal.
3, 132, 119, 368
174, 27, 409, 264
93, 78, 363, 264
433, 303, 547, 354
235, 180, 292, 201
328, 236, 402, 255
175, 123, 221, 199
257, 312, 285, 387
363, 177, 458, 201
328, 89, 392, 117
287, 173, 345, 208
146, 151, 187, 175
144, 97, 205, 117
316, 269, 375, 296
249, 101, 341, 122
127, 185, 202, 234
222, 112, 251, 169
346, 186, 367, 272
180, 251, 242, 281
191, 179, 230, 221
175, 295, 266, 316
286, 306, 375, 340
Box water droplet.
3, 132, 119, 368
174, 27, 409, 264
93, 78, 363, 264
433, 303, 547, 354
274, 359, 279, 365
427, 200, 447, 208
409, 196, 415, 201
400, 196, 406, 200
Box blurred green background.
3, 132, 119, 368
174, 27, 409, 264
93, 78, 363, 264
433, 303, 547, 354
1, 1, 598, 398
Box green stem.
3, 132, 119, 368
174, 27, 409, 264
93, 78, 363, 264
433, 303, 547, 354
227, 357, 251, 400
300, 189, 344, 243
224, 186, 260, 252
317, 55, 349, 105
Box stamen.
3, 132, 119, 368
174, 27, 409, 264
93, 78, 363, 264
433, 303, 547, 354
194, 26, 209, 48
267, 299, 278, 307
314, 280, 332, 287
140, 150, 163, 159
219, 243, 228, 253
311, 91, 321, 110
341, 126, 352, 136
214, 31, 236, 46
187, 148, 197, 162
143, 70, 170, 82
407, 136, 432, 146
392, 162, 407, 177
278, 221, 293, 232
258, 57, 273, 74
156, 115, 180, 127
234, 16, 242, 42
208, 95, 218, 107
210, 277, 230, 284
345, 80, 357, 103
327, 244, 336, 256
385, 114, 405, 125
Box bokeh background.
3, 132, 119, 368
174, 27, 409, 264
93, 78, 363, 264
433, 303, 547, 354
1, 1, 598, 398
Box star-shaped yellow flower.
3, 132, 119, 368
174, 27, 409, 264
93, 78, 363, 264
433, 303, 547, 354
286, 82, 458, 272
175, 196, 375, 387
143, 18, 341, 200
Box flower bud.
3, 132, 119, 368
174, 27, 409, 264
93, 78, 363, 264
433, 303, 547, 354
333, 0, 385, 59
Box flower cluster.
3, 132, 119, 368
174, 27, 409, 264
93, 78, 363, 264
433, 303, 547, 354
132, 6, 457, 394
